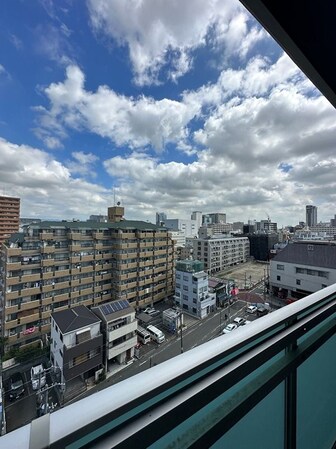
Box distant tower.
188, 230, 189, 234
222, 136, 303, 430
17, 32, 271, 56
156, 212, 167, 226
108, 203, 124, 223
306, 205, 317, 227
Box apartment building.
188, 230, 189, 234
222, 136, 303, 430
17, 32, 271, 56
92, 299, 137, 370
50, 305, 103, 385
0, 196, 20, 245
175, 260, 216, 319
192, 236, 250, 275
1, 219, 174, 352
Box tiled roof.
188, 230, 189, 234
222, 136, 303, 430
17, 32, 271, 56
273, 242, 336, 269
52, 305, 101, 334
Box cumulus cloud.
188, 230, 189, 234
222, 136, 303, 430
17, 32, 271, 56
87, 0, 267, 85
0, 138, 110, 219
35, 65, 200, 151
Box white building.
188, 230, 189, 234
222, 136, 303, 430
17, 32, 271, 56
164, 218, 198, 238
175, 260, 216, 319
92, 300, 137, 370
270, 241, 336, 299
170, 230, 186, 248
192, 236, 250, 274
50, 305, 103, 386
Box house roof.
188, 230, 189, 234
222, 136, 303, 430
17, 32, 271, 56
52, 305, 101, 334
272, 242, 336, 269
92, 300, 134, 322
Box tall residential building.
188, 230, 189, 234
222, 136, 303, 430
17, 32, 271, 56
306, 205, 317, 227
0, 195, 20, 244
1, 219, 174, 352
175, 260, 216, 319
192, 236, 250, 275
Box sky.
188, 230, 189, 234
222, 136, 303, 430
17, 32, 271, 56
0, 0, 335, 227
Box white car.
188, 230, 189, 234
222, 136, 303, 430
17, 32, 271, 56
143, 307, 156, 314
233, 317, 246, 326
246, 305, 258, 314
223, 323, 238, 334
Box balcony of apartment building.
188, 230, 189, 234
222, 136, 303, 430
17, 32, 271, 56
6, 283, 336, 448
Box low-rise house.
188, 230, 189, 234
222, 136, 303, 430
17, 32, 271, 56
50, 305, 103, 387
92, 300, 137, 371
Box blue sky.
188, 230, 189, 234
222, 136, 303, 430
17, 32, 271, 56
0, 0, 335, 226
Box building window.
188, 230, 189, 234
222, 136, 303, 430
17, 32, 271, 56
296, 279, 301, 285
192, 308, 197, 314
182, 304, 188, 310
182, 295, 188, 301
183, 286, 188, 291
277, 275, 281, 281
193, 298, 197, 304
277, 264, 284, 271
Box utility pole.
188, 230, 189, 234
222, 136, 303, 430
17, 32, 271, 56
180, 311, 183, 354
244, 272, 247, 289
263, 267, 266, 302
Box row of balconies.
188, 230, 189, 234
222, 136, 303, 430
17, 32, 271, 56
6, 324, 51, 344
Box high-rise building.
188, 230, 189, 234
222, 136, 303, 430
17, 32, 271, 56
155, 212, 167, 226
306, 205, 317, 227
1, 218, 174, 352
0, 195, 20, 244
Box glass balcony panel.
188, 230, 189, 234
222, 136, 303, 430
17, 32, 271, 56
297, 333, 336, 449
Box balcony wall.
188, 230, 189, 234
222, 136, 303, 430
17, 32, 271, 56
4, 284, 336, 449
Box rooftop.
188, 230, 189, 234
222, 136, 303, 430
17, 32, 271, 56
28, 220, 166, 231
273, 241, 336, 269
52, 305, 101, 334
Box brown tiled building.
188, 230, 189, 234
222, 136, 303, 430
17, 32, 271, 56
0, 195, 20, 245
1, 215, 174, 352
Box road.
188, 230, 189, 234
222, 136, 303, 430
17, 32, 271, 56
71, 299, 250, 401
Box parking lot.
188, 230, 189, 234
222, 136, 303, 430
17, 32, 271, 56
217, 260, 269, 290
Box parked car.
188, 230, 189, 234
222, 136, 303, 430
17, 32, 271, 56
8, 372, 25, 401
233, 317, 246, 326
257, 307, 269, 317
246, 305, 257, 314
31, 364, 46, 390
223, 323, 238, 334
143, 307, 156, 314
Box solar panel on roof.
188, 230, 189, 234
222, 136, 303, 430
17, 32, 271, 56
101, 305, 110, 316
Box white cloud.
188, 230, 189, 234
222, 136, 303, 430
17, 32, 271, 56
87, 0, 267, 85
0, 138, 110, 219
36, 65, 200, 151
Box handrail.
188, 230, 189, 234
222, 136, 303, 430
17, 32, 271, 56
2, 283, 336, 449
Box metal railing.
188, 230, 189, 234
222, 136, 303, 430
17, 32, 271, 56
2, 284, 336, 449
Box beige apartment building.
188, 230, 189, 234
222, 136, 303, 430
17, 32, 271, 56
1, 214, 174, 352
192, 236, 250, 275
0, 195, 20, 245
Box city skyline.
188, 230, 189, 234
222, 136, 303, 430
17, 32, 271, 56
1, 1, 336, 225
